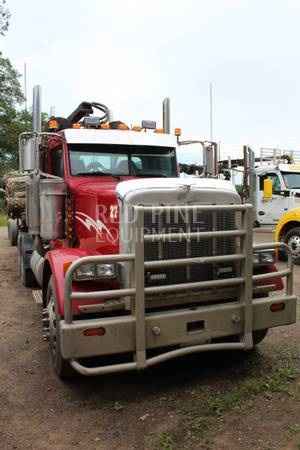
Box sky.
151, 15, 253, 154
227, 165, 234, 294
1, 0, 300, 163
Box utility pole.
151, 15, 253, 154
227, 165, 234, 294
209, 82, 213, 141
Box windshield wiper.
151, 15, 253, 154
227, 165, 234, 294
137, 173, 169, 178
76, 171, 113, 176
75, 171, 121, 180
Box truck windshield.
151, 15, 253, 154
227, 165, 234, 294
282, 172, 300, 189
69, 144, 177, 177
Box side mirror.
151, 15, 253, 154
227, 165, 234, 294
19, 136, 38, 172
263, 178, 273, 201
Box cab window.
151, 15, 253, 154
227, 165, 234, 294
51, 148, 64, 177
259, 173, 281, 193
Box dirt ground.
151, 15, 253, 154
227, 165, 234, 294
0, 227, 299, 450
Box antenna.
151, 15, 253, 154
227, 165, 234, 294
24, 62, 28, 112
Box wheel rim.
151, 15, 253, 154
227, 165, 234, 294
47, 293, 57, 361
287, 234, 300, 258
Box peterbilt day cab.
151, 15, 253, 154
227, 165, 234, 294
7, 88, 297, 378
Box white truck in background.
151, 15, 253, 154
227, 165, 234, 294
220, 147, 300, 227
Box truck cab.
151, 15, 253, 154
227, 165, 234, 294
255, 164, 300, 226
44, 128, 178, 253
218, 147, 300, 227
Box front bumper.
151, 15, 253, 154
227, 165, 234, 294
60, 295, 297, 361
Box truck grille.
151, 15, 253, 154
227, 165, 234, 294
144, 208, 237, 287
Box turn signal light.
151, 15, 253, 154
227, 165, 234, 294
63, 261, 72, 274
270, 302, 285, 312
174, 128, 181, 136
154, 128, 164, 134
83, 327, 106, 337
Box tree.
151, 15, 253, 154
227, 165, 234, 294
0, 52, 27, 175
0, 0, 10, 36
0, 109, 31, 175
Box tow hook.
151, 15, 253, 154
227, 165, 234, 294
231, 314, 241, 324
152, 326, 161, 336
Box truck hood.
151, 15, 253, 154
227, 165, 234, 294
67, 176, 123, 197
117, 177, 238, 203
67, 176, 127, 253
66, 176, 239, 253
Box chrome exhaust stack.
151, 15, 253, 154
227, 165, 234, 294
32, 85, 42, 132
162, 97, 170, 134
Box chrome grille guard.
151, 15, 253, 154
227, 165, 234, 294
63, 204, 295, 375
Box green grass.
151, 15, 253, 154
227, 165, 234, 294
287, 424, 300, 435
149, 349, 299, 449
0, 213, 7, 226
157, 432, 174, 450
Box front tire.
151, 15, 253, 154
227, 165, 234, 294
17, 232, 37, 288
283, 227, 300, 265
7, 219, 18, 246
46, 277, 75, 378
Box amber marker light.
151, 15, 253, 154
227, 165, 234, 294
72, 123, 81, 129
117, 123, 129, 130
48, 118, 58, 130
63, 261, 72, 274
154, 128, 165, 134
131, 125, 142, 132
174, 128, 182, 136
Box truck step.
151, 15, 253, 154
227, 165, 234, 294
32, 289, 43, 305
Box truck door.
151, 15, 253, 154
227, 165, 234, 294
257, 172, 290, 225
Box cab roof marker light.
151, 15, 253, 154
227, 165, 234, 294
131, 125, 142, 132
109, 121, 129, 130
116, 123, 129, 130
48, 118, 59, 130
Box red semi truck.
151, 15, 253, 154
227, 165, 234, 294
6, 87, 297, 378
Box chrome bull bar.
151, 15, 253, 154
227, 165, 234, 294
63, 204, 295, 376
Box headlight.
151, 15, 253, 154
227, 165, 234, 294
253, 251, 275, 266
74, 263, 118, 281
